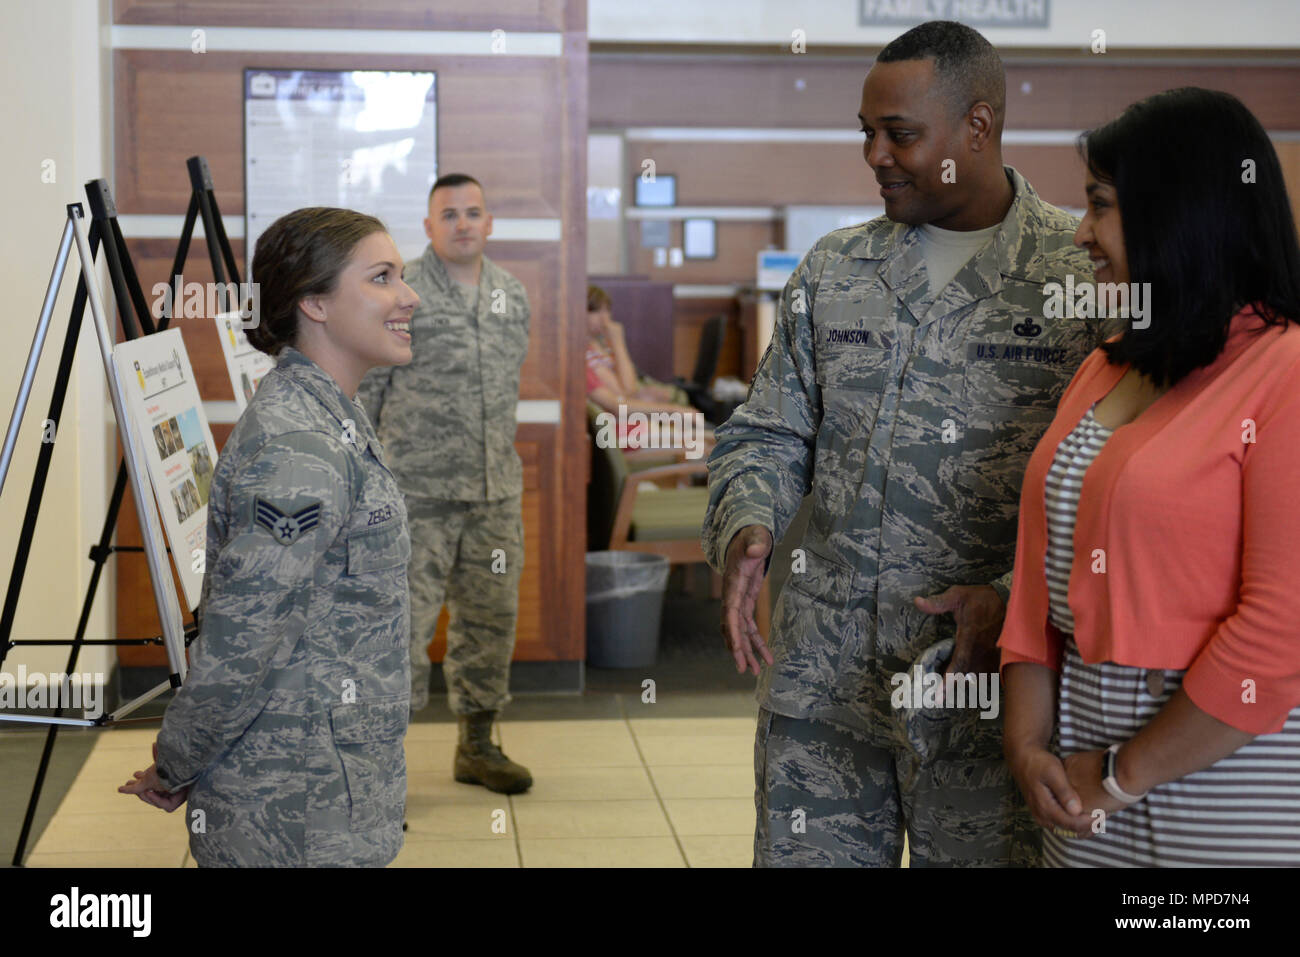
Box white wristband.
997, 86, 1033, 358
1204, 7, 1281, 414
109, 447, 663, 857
1102, 743, 1148, 804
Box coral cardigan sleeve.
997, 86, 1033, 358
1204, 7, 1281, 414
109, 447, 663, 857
998, 351, 1107, 674
1182, 385, 1300, 734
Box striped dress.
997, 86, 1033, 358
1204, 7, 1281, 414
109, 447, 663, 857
1040, 405, 1300, 867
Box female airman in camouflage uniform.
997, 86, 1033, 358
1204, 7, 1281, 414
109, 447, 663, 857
121, 207, 419, 867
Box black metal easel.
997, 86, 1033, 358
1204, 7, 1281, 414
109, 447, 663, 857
1, 160, 240, 865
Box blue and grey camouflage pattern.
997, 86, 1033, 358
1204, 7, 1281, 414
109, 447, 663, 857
155, 346, 411, 867
406, 496, 523, 715
357, 246, 531, 503
357, 245, 530, 713
704, 167, 1107, 865
755, 707, 1039, 866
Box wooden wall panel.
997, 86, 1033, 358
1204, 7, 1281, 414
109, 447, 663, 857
625, 140, 875, 207
671, 297, 742, 383
115, 0, 572, 31
594, 55, 1300, 131
115, 51, 570, 219
113, 3, 588, 671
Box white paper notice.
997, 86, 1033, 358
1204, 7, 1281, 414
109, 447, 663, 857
244, 69, 438, 262
112, 329, 219, 611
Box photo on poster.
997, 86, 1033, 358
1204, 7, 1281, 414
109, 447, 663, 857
112, 329, 220, 611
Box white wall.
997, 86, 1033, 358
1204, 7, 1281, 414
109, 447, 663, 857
0, 0, 113, 688
590, 0, 1300, 49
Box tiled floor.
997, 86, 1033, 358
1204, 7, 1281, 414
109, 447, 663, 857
20, 698, 762, 868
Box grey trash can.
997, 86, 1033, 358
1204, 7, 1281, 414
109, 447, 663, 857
585, 551, 671, 668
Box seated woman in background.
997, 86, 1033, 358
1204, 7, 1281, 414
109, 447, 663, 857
586, 283, 711, 450
998, 88, 1300, 867
120, 207, 418, 867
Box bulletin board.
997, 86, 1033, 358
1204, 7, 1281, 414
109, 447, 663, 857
244, 69, 438, 261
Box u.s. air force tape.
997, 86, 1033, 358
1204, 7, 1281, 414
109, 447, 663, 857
253, 497, 322, 545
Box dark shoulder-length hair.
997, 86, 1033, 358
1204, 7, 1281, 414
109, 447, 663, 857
1080, 87, 1300, 387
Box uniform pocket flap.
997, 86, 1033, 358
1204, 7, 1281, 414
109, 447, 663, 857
331, 695, 409, 744
963, 343, 1071, 410
786, 548, 856, 607
346, 521, 410, 575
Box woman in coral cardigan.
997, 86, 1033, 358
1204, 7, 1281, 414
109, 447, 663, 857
999, 88, 1300, 866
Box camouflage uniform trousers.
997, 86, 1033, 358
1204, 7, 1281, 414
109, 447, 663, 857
753, 701, 1039, 867
405, 495, 524, 715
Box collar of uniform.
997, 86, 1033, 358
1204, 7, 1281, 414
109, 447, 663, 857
845, 166, 1048, 289
274, 346, 383, 459
419, 244, 497, 300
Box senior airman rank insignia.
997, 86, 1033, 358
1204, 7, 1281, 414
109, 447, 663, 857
254, 497, 322, 545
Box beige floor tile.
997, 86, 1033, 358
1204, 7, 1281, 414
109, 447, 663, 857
403, 801, 516, 841
406, 770, 504, 807
72, 749, 156, 779
499, 734, 642, 769
680, 835, 752, 868
628, 717, 756, 737
500, 719, 632, 739
390, 839, 519, 867
663, 798, 754, 837
519, 837, 685, 868
404, 721, 461, 741
403, 738, 458, 773
24, 848, 186, 868
183, 850, 197, 868
72, 728, 159, 751
512, 799, 672, 839
649, 764, 752, 799
511, 766, 655, 802
33, 810, 189, 853
63, 784, 184, 818
637, 734, 753, 767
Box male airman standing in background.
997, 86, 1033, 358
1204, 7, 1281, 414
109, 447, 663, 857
359, 173, 533, 794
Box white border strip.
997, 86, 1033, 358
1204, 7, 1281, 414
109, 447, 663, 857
203, 399, 561, 425
627, 206, 773, 221
110, 25, 563, 56
674, 284, 740, 297
117, 215, 561, 242
621, 127, 1300, 144
623, 127, 1091, 144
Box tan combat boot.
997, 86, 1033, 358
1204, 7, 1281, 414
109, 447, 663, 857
454, 711, 533, 794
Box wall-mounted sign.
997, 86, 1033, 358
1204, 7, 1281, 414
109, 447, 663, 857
683, 218, 717, 260
244, 69, 438, 262
859, 0, 1049, 29
634, 173, 676, 207
757, 250, 804, 291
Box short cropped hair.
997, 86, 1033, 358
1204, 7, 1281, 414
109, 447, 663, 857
877, 20, 1005, 127
1081, 87, 1300, 386
429, 173, 484, 204
248, 207, 386, 356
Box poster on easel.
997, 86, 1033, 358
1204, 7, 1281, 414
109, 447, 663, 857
112, 328, 219, 611
215, 312, 275, 412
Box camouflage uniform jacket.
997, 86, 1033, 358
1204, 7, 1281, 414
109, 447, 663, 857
156, 346, 412, 867
702, 167, 1105, 737
357, 246, 531, 502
